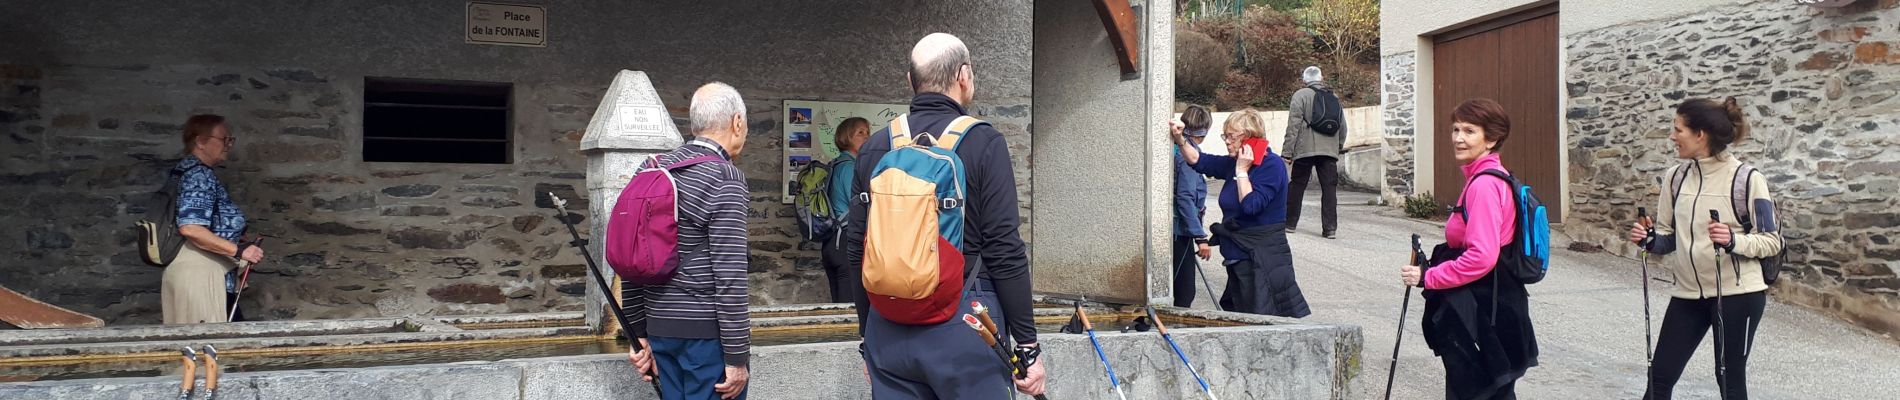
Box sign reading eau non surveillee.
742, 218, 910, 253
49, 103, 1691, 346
466, 2, 546, 47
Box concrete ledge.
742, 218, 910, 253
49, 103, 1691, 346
0, 326, 590, 360
0, 317, 1361, 399
430, 312, 584, 326
0, 318, 409, 347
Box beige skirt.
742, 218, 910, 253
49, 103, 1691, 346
162, 245, 235, 324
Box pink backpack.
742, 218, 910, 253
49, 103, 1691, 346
605, 154, 725, 285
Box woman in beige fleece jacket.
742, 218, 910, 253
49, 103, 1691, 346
1627, 97, 1784, 400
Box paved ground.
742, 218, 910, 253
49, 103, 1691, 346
1183, 182, 1900, 399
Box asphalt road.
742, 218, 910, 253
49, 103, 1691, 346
1182, 182, 1900, 399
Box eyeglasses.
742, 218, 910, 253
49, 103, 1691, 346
208, 135, 236, 146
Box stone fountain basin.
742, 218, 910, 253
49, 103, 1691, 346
0, 306, 1362, 399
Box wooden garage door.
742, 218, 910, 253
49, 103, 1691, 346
1431, 5, 1562, 222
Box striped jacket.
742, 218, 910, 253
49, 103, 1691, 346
621, 137, 752, 366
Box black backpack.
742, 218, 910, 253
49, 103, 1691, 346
135, 165, 202, 267
1305, 85, 1344, 136
1669, 162, 1787, 285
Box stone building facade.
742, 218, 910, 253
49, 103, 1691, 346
1564, 0, 1900, 335
0, 0, 1033, 324
1383, 0, 1900, 335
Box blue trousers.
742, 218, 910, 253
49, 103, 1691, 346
863, 287, 1013, 400
650, 336, 747, 400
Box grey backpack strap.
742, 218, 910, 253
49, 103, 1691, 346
1668, 161, 1694, 205
1731, 164, 1756, 232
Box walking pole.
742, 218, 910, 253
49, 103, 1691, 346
1177, 248, 1223, 311
1146, 306, 1218, 400
1072, 302, 1128, 400
1708, 210, 1729, 399
226, 236, 265, 322
550, 194, 661, 396
176, 347, 198, 400
1637, 208, 1656, 365
202, 345, 221, 400
1384, 234, 1425, 400
964, 309, 1050, 400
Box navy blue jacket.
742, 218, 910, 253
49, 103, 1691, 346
844, 93, 1035, 346
1191, 149, 1289, 261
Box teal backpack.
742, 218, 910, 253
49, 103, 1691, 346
1457, 169, 1552, 284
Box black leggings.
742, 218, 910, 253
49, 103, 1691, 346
1646, 291, 1765, 400
1171, 236, 1201, 308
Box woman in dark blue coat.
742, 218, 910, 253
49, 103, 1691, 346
1170, 108, 1309, 318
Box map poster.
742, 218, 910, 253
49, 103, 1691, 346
781, 100, 906, 204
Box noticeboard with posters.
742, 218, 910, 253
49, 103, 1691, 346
780, 100, 906, 204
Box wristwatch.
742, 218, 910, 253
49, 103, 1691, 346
1192, 237, 1209, 245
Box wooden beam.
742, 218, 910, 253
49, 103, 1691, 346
1092, 0, 1141, 78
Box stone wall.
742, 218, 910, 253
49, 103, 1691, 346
1380, 51, 1419, 202
0, 63, 606, 322
1564, 0, 1900, 334
0, 0, 1034, 324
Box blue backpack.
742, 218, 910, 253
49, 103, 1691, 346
1458, 169, 1551, 284
860, 114, 985, 325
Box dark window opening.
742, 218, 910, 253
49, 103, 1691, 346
363, 78, 512, 164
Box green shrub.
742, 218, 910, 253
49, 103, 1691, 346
1403, 192, 1445, 220
1175, 29, 1230, 100
1185, 6, 1319, 111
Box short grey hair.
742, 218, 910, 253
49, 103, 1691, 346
910, 34, 971, 94
689, 82, 746, 135
1302, 66, 1324, 84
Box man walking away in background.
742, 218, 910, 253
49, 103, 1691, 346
1282, 66, 1348, 239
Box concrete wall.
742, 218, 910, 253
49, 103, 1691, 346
1030, 0, 1161, 303
1564, 0, 1900, 336
1189, 106, 1384, 153
1380, 0, 1554, 56
1181, 106, 1385, 192
0, 0, 1033, 323
0, 321, 1364, 399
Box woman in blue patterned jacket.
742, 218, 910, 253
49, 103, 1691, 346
163, 115, 263, 324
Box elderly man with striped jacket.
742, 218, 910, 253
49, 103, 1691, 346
624, 82, 754, 400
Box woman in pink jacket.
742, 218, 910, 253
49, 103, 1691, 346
1401, 99, 1538, 399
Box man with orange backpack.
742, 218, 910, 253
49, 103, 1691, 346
620, 82, 753, 400
842, 33, 1046, 399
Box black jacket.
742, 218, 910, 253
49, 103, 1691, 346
1420, 244, 1539, 398
1209, 222, 1311, 318
843, 93, 1035, 345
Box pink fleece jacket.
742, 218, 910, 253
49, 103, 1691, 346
1425, 153, 1516, 290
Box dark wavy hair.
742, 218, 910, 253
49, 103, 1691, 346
1676, 97, 1750, 155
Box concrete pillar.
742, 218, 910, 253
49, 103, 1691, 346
579, 70, 684, 332
1142, 2, 1176, 306
1029, 1, 1172, 305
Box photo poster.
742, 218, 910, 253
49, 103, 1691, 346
781, 100, 906, 203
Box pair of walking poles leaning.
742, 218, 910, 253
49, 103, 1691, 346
989, 301, 1220, 400
1381, 207, 1743, 398
551, 194, 1220, 398
172, 345, 222, 400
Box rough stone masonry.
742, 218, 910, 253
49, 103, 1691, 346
1563, 0, 1900, 335
0, 63, 607, 322
0, 61, 1034, 324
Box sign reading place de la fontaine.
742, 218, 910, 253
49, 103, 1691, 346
467, 2, 546, 47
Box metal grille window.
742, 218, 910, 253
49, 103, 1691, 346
363, 78, 512, 164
